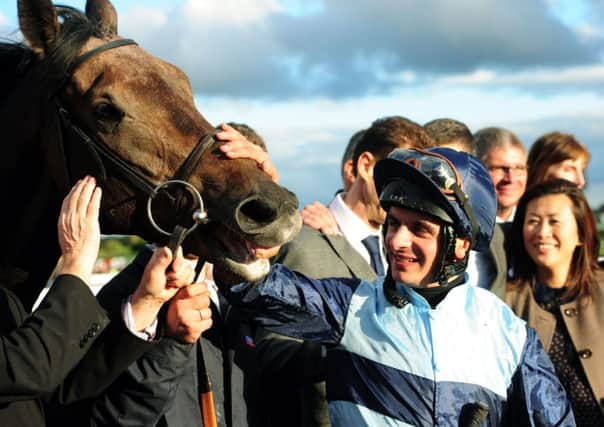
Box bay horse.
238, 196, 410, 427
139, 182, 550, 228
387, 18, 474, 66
0, 0, 301, 311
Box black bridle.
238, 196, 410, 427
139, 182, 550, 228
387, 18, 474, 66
55, 38, 215, 229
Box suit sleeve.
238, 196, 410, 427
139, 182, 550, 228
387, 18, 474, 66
227, 264, 359, 346
505, 326, 576, 426
72, 247, 195, 426
0, 274, 109, 402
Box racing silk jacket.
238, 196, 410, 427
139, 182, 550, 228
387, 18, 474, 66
227, 265, 575, 427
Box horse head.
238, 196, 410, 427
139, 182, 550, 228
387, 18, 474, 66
9, 0, 300, 303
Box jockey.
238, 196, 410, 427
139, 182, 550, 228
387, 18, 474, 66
220, 147, 575, 426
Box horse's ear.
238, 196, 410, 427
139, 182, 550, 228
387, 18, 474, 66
86, 0, 118, 37
18, 0, 60, 56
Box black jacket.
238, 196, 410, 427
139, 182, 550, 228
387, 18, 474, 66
80, 248, 267, 427
0, 274, 152, 427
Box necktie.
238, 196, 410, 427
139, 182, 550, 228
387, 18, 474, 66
361, 235, 385, 276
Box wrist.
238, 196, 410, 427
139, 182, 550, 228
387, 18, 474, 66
58, 259, 91, 283
130, 289, 164, 331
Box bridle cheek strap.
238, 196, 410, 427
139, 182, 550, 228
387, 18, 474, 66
55, 37, 217, 201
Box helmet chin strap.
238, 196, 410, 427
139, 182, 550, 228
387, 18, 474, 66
437, 224, 468, 287
382, 221, 469, 309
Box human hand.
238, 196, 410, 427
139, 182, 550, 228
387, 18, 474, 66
130, 247, 197, 332
216, 123, 279, 183
300, 202, 340, 235
57, 176, 102, 283
165, 280, 213, 344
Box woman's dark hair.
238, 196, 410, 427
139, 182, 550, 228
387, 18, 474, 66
509, 179, 601, 299
527, 131, 590, 187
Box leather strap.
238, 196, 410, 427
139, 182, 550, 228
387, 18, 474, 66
68, 39, 137, 73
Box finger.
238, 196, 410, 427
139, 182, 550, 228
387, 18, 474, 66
88, 186, 102, 219
64, 178, 86, 218
215, 123, 239, 141
167, 250, 195, 283
166, 269, 195, 289
170, 246, 184, 271
60, 178, 82, 214
66, 179, 90, 234
181, 282, 209, 298
220, 141, 260, 158
76, 176, 96, 216
150, 246, 172, 272
197, 307, 212, 320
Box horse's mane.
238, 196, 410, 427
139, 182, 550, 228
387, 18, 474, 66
0, 6, 98, 99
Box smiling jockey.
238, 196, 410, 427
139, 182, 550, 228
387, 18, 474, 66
219, 147, 575, 426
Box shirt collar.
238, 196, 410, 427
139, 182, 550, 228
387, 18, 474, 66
329, 193, 379, 242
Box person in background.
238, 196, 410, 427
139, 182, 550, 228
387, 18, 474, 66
300, 129, 365, 235
217, 147, 574, 426
505, 179, 603, 426
339, 129, 365, 193
527, 131, 590, 189
423, 118, 476, 154
424, 118, 507, 296
474, 127, 527, 224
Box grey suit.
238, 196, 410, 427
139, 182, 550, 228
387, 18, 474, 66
276, 226, 377, 281
488, 223, 508, 299
257, 226, 377, 427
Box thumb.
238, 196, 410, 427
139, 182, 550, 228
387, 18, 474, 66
150, 246, 173, 271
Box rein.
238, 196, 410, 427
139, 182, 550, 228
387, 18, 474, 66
55, 38, 219, 426
54, 38, 214, 232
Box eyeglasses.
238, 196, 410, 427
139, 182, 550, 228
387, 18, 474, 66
487, 164, 527, 176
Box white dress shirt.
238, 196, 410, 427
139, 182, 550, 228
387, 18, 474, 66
328, 193, 387, 272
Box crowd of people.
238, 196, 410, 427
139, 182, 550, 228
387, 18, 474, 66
0, 116, 601, 427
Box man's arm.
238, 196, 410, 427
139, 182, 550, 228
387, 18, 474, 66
0, 276, 109, 401
0, 178, 110, 401
505, 327, 575, 426
224, 264, 357, 345
53, 248, 208, 426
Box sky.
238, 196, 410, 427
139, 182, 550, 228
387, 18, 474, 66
2, 0, 604, 209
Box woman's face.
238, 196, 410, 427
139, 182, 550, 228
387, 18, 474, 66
545, 158, 586, 189
523, 194, 581, 285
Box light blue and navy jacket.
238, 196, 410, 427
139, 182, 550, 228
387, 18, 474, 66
228, 265, 575, 426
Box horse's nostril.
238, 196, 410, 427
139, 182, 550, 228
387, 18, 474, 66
237, 197, 278, 229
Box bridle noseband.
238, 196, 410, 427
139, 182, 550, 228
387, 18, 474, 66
55, 38, 214, 242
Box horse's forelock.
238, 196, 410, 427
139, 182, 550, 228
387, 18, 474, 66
42, 6, 96, 87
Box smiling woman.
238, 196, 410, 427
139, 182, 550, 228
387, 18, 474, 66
506, 179, 604, 426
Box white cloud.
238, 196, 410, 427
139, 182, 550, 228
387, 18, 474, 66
437, 65, 604, 87
182, 0, 282, 24
575, 24, 601, 41
118, 5, 169, 40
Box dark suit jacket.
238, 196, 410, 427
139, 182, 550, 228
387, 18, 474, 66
78, 248, 266, 427
0, 274, 151, 427
257, 226, 377, 427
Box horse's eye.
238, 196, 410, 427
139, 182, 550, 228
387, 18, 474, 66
94, 101, 123, 122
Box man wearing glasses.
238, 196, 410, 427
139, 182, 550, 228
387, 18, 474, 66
216, 147, 573, 426
473, 127, 528, 223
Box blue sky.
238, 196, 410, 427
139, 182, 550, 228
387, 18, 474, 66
3, 0, 604, 208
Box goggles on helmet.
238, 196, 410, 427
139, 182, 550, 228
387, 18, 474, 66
379, 148, 479, 247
